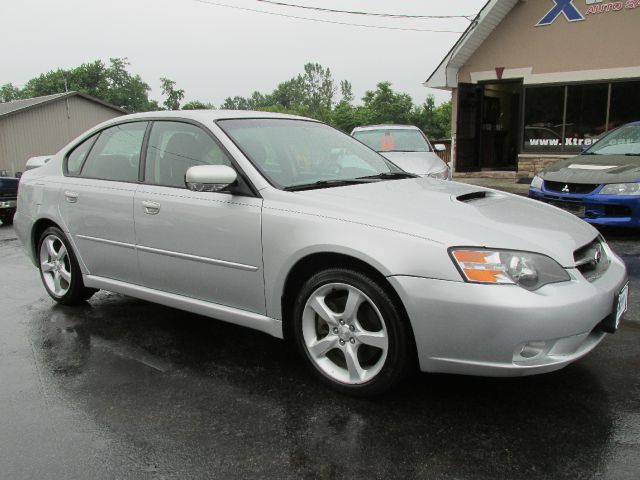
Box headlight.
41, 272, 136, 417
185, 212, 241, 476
598, 183, 640, 195
449, 249, 570, 291
427, 166, 449, 180
530, 175, 543, 189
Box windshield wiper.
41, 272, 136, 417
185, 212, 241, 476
581, 152, 600, 155
283, 179, 369, 191
356, 172, 418, 180
624, 153, 640, 156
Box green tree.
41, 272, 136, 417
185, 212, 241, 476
18, 58, 157, 112
271, 77, 305, 111
182, 100, 214, 110
411, 95, 451, 139
362, 81, 414, 125
160, 77, 185, 110
300, 63, 336, 120
0, 83, 21, 102
339, 80, 354, 104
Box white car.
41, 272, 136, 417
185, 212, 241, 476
14, 111, 628, 395
351, 124, 449, 179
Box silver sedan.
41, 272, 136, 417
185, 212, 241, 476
15, 111, 628, 396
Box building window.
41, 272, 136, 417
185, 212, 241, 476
523, 80, 640, 153
609, 81, 640, 130
523, 86, 564, 152
564, 83, 608, 152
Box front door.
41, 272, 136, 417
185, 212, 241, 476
133, 120, 265, 314
479, 81, 522, 170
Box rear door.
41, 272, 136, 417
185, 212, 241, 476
59, 121, 147, 284
133, 120, 265, 314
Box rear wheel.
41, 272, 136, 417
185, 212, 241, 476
293, 268, 412, 396
38, 226, 96, 304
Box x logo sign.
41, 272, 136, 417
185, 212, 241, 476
536, 0, 585, 26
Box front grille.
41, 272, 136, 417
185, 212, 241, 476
544, 181, 598, 194
574, 237, 610, 282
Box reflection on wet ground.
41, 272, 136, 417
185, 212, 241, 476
1, 224, 639, 479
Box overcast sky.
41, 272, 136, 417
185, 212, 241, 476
1, 0, 486, 107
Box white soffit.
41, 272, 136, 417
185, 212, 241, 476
424, 0, 519, 90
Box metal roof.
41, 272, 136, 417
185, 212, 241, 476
0, 91, 127, 119
424, 0, 519, 90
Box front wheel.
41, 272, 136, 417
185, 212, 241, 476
0, 210, 14, 225
293, 268, 412, 396
38, 226, 96, 304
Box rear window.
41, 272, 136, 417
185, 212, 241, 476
353, 129, 432, 153
79, 122, 147, 182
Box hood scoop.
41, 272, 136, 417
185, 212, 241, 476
456, 191, 488, 203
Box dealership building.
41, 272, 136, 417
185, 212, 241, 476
425, 0, 639, 180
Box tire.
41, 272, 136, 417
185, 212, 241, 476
0, 211, 13, 225
37, 226, 97, 305
292, 268, 412, 396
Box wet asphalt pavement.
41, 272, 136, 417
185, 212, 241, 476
1, 224, 639, 480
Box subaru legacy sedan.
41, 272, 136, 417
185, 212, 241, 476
15, 111, 628, 396
529, 121, 640, 227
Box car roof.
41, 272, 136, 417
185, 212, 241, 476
115, 110, 315, 123
351, 125, 420, 132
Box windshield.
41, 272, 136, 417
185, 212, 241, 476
352, 128, 432, 153
584, 124, 640, 155
218, 119, 404, 189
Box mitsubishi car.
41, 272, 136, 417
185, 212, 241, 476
14, 111, 628, 396
529, 121, 640, 227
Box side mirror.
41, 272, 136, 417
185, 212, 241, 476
434, 144, 447, 152
185, 165, 237, 192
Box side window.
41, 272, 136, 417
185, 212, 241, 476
66, 135, 97, 175
80, 122, 147, 182
145, 121, 231, 188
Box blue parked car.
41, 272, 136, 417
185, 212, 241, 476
529, 121, 640, 228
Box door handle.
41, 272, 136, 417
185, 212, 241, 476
64, 191, 79, 203
142, 200, 161, 215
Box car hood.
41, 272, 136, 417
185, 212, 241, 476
541, 154, 640, 184
378, 151, 446, 175
278, 178, 597, 267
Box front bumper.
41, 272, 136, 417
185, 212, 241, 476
529, 186, 640, 228
388, 250, 628, 376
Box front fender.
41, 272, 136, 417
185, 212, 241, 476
261, 203, 461, 320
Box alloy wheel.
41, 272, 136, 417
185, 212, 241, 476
301, 282, 389, 385
39, 234, 72, 297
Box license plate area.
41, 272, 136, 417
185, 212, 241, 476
548, 201, 585, 218
599, 283, 629, 333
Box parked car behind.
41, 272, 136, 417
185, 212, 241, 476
529, 121, 640, 227
15, 111, 628, 395
351, 125, 449, 179
0, 173, 18, 225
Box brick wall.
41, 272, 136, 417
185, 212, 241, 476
517, 154, 572, 180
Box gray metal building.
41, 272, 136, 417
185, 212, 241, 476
0, 92, 126, 175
